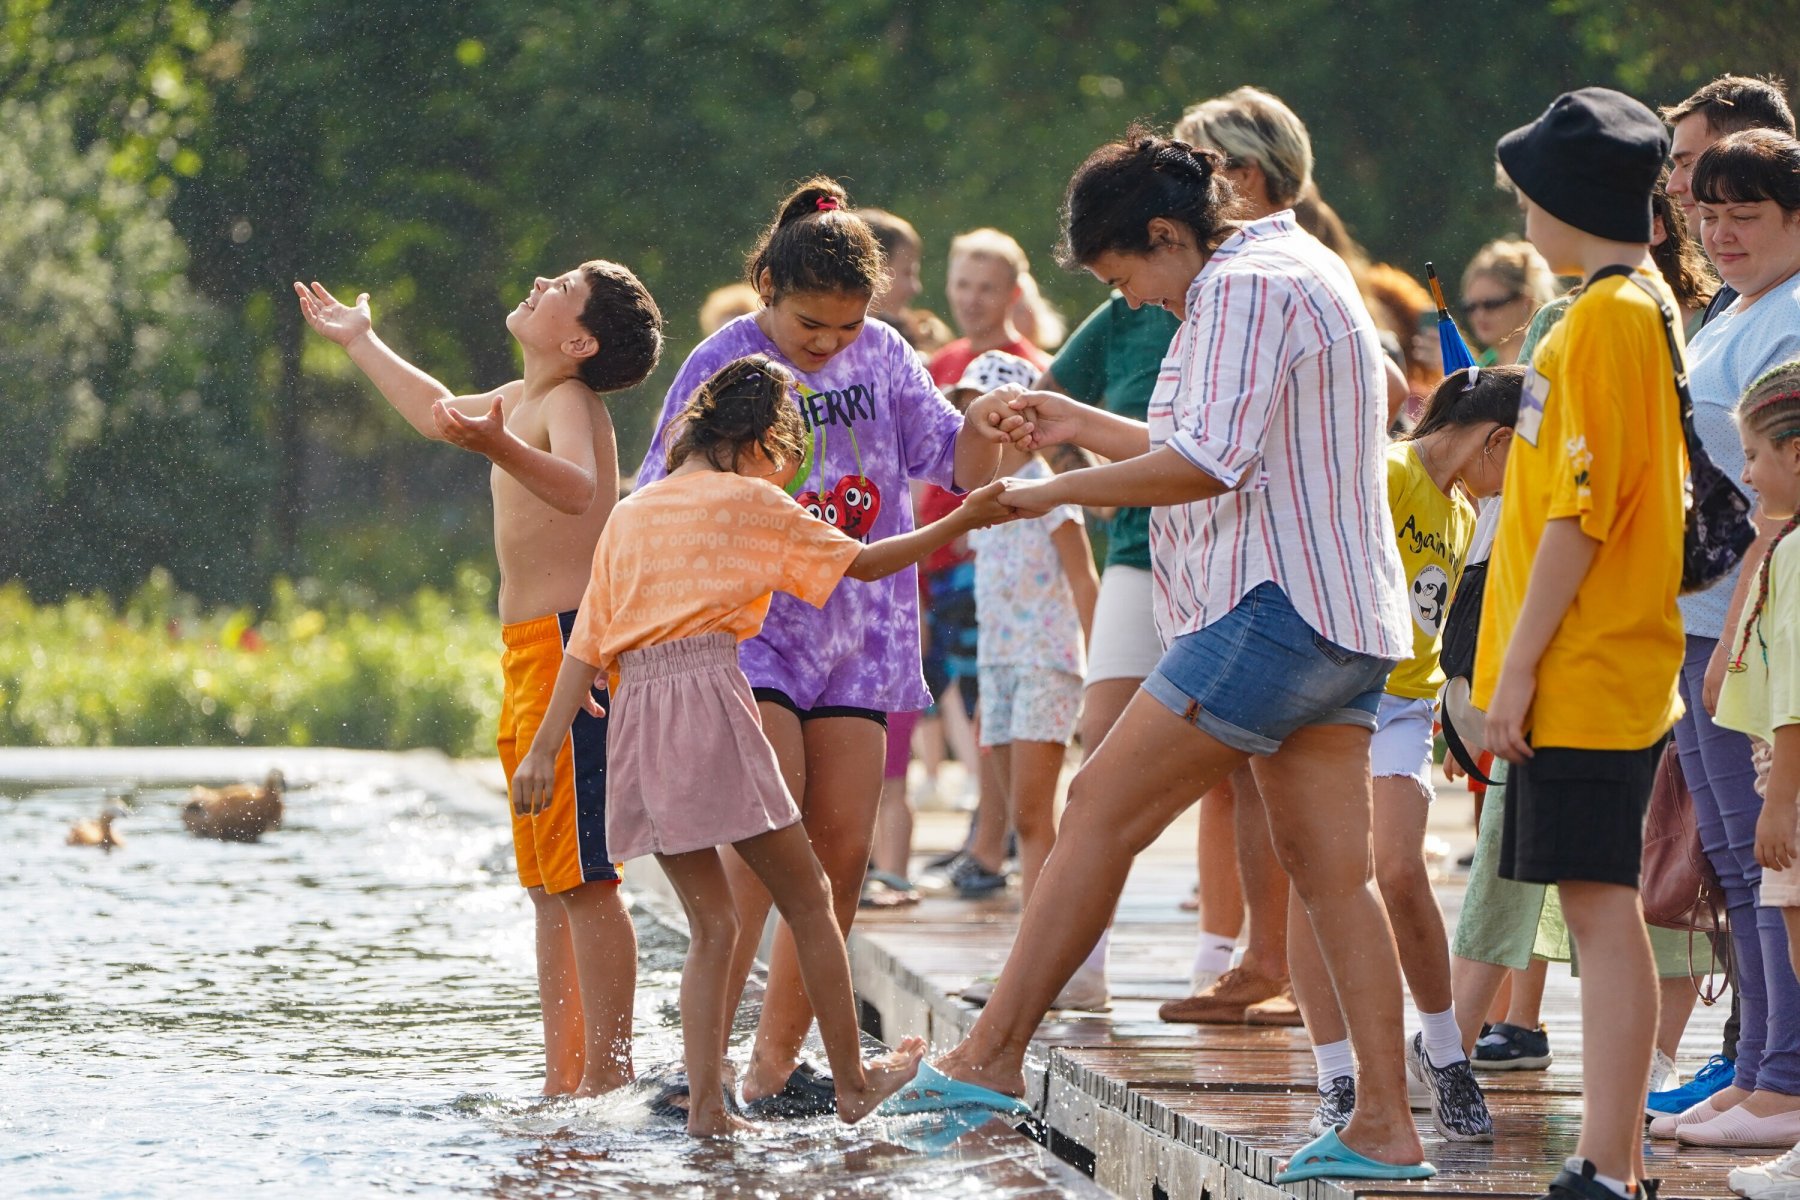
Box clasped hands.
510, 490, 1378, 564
963, 384, 1078, 518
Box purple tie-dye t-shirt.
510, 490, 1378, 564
637, 314, 964, 712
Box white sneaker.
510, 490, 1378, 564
1648, 1048, 1680, 1097
1050, 964, 1111, 1012
1731, 1144, 1800, 1199
1190, 968, 1221, 995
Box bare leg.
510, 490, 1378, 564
1657, 976, 1699, 1060
1232, 767, 1291, 981
1451, 955, 1512, 1054
940, 683, 982, 796
1559, 880, 1659, 1183
717, 702, 805, 1043
1252, 724, 1422, 1167
1504, 957, 1549, 1028
656, 848, 753, 1137
531, 886, 585, 1096
1004, 741, 1065, 905
559, 881, 637, 1097
1371, 776, 1454, 1013
1198, 782, 1245, 938
1286, 879, 1342, 1042
734, 823, 925, 1123
966, 742, 1009, 873
1486, 971, 1514, 1024
872, 773, 915, 879
741, 716, 886, 1102
936, 691, 1245, 1096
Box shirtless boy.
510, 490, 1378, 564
294, 262, 663, 1096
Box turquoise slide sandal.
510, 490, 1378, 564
877, 1062, 1032, 1119
1274, 1128, 1437, 1184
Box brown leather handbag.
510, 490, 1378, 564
1640, 743, 1729, 1000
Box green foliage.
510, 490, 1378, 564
4, 0, 1794, 611
0, 97, 271, 603
0, 571, 503, 754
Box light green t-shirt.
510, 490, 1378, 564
1716, 533, 1800, 744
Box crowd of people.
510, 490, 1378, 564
294, 69, 1800, 1200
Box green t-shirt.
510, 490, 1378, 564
1049, 294, 1180, 571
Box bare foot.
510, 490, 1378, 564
1336, 1112, 1426, 1166
740, 1053, 798, 1104
836, 1037, 927, 1125
932, 1043, 1026, 1101
570, 1068, 632, 1099
687, 1101, 759, 1138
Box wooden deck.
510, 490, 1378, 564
847, 790, 1742, 1200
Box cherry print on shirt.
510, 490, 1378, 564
831, 475, 882, 538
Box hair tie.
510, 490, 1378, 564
1461, 364, 1481, 392
815, 197, 839, 212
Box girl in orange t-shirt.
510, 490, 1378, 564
513, 355, 1017, 1136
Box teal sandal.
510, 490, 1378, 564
1274, 1128, 1437, 1184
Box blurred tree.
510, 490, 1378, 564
0, 98, 267, 601
1555, 0, 1797, 95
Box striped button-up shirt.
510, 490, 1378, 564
1147, 212, 1411, 660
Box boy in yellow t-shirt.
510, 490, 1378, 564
1474, 89, 1684, 1200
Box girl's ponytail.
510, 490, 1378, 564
746, 177, 886, 302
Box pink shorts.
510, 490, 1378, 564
607, 633, 801, 861
884, 710, 919, 780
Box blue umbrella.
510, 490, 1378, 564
1425, 262, 1478, 375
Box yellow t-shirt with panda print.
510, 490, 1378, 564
1384, 440, 1476, 700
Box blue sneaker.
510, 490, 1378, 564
1646, 1053, 1735, 1117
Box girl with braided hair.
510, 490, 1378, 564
1716, 359, 1800, 1196
515, 354, 1018, 1136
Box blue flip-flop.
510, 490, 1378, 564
1274, 1128, 1437, 1184
883, 1107, 1002, 1154
877, 1061, 1032, 1119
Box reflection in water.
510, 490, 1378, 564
1, 771, 1082, 1198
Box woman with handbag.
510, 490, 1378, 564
1652, 129, 1800, 1151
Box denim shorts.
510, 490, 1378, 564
1143, 582, 1395, 756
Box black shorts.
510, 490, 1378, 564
1499, 741, 1664, 887
752, 687, 888, 728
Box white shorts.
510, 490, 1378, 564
1085, 565, 1162, 685
979, 666, 1083, 747
1372, 693, 1436, 794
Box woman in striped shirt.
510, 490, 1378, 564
930, 126, 1430, 1184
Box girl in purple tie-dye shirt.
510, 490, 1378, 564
637, 176, 1018, 1115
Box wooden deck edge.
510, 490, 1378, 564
849, 925, 1355, 1200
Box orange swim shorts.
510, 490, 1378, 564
496, 610, 620, 893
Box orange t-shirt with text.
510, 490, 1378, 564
565, 472, 865, 683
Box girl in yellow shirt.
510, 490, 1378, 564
1288, 365, 1521, 1143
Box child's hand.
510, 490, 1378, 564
996, 475, 1062, 519
964, 386, 1035, 446
957, 479, 1020, 529
1756, 797, 1797, 872
294, 281, 372, 347
1484, 665, 1537, 764
433, 395, 512, 458
512, 746, 558, 816
1007, 389, 1086, 451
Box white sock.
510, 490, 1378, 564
1192, 931, 1235, 978
1312, 1038, 1354, 1086
1081, 926, 1110, 974
1567, 1158, 1634, 1200
1419, 1005, 1466, 1066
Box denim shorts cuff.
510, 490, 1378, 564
1319, 704, 1381, 734
1144, 669, 1281, 756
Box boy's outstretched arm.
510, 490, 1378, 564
294, 281, 508, 438
434, 382, 605, 515
847, 480, 1014, 581
512, 651, 608, 815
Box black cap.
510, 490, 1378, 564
1496, 87, 1670, 243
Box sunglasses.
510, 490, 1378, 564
1462, 293, 1522, 317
